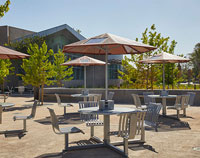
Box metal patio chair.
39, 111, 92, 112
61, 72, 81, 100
144, 103, 162, 132
109, 111, 146, 156
55, 93, 73, 115
108, 92, 115, 100
143, 92, 156, 105
168, 95, 190, 119
79, 101, 103, 138
187, 92, 196, 106
131, 94, 147, 109
47, 107, 84, 151
13, 100, 38, 131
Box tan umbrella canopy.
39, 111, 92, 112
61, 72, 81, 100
139, 51, 190, 90
63, 33, 156, 100
0, 46, 30, 59
61, 56, 106, 88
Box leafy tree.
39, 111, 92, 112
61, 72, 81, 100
119, 24, 180, 89
20, 42, 55, 105
0, 59, 14, 93
190, 43, 200, 84
53, 49, 73, 87
0, 0, 10, 18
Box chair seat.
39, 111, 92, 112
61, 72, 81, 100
13, 115, 29, 121
144, 120, 157, 128
86, 120, 104, 126
60, 103, 73, 107
59, 126, 84, 134
137, 105, 147, 110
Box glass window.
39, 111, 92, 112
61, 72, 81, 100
85, 38, 107, 44
108, 64, 122, 79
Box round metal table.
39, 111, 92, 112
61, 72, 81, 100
147, 95, 177, 115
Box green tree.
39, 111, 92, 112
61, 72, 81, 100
0, 0, 10, 18
53, 49, 73, 87
119, 24, 180, 89
0, 59, 14, 93
190, 43, 200, 84
20, 42, 55, 105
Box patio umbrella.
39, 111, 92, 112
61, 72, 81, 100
0, 46, 30, 59
139, 51, 190, 90
63, 33, 156, 100
61, 56, 106, 89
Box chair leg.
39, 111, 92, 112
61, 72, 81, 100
141, 126, 145, 142
64, 134, 69, 150
90, 126, 94, 137
183, 108, 186, 117
64, 107, 66, 115
123, 138, 128, 156
23, 120, 27, 131
177, 110, 180, 119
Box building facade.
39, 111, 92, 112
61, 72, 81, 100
0, 24, 122, 88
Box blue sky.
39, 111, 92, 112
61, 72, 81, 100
1, 0, 200, 56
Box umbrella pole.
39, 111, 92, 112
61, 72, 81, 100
84, 66, 86, 89
163, 63, 165, 90
105, 50, 108, 100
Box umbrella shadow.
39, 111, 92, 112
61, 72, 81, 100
34, 113, 83, 125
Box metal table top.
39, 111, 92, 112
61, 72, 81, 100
71, 94, 101, 98
78, 107, 142, 115
0, 102, 15, 107
147, 95, 177, 98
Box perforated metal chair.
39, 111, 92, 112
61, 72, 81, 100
13, 100, 38, 131
144, 103, 162, 132
55, 93, 73, 115
47, 107, 84, 151
131, 94, 147, 109
108, 92, 115, 100
187, 92, 196, 106
79, 101, 103, 138
109, 111, 146, 156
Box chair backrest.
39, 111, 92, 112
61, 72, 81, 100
93, 94, 102, 102
47, 107, 60, 133
118, 111, 146, 139
181, 95, 190, 109
145, 103, 162, 126
108, 92, 114, 100
29, 100, 38, 119
131, 94, 141, 108
79, 101, 99, 121
55, 93, 61, 106
187, 92, 196, 106
0, 105, 2, 124
143, 92, 156, 105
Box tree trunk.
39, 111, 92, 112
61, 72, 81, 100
146, 64, 149, 90
34, 86, 39, 100
150, 65, 154, 90
41, 83, 44, 105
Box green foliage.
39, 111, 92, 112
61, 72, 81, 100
0, 0, 10, 18
6, 36, 45, 54
190, 43, 200, 81
53, 49, 73, 87
119, 24, 182, 89
0, 59, 14, 92
20, 42, 55, 88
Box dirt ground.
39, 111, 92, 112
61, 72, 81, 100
0, 96, 200, 158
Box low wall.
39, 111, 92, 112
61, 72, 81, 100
42, 88, 200, 106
